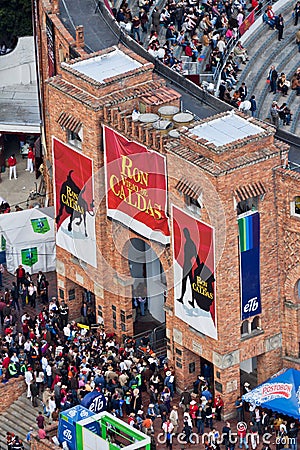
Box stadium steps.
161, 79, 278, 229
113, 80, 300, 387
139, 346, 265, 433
0, 392, 43, 450
237, 2, 298, 126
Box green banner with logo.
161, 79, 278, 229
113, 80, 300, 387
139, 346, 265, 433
31, 217, 50, 234
21, 247, 38, 267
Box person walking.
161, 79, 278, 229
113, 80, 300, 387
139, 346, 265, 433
25, 147, 34, 173
270, 101, 280, 127
277, 14, 284, 41
294, 1, 300, 26
268, 65, 278, 94
250, 95, 257, 117
162, 417, 174, 450
132, 16, 141, 41
138, 296, 147, 316
296, 29, 300, 52
15, 265, 25, 290
8, 154, 17, 180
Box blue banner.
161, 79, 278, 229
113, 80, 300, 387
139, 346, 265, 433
58, 420, 76, 450
81, 391, 107, 413
238, 212, 261, 320
58, 405, 95, 450
242, 368, 300, 419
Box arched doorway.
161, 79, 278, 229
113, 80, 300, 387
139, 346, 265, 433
128, 238, 166, 335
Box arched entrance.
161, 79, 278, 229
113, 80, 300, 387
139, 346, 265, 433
128, 238, 166, 335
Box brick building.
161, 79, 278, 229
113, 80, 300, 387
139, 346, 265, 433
36, 0, 300, 417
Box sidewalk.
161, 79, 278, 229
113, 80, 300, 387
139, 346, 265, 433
0, 148, 42, 212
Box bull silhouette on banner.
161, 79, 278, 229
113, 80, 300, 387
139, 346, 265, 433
56, 170, 94, 237
177, 227, 215, 311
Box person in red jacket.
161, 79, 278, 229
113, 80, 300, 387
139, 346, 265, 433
26, 147, 34, 173
214, 394, 224, 420
7, 154, 17, 180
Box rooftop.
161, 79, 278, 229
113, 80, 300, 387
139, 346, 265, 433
0, 37, 40, 134
189, 112, 264, 147
70, 48, 142, 83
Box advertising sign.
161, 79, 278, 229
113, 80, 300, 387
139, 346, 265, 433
21, 247, 38, 267
104, 126, 170, 245
58, 405, 95, 450
31, 217, 50, 234
46, 15, 56, 77
238, 212, 261, 320
173, 205, 217, 340
53, 138, 96, 267
81, 391, 107, 413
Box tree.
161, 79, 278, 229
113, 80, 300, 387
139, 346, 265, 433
0, 0, 32, 47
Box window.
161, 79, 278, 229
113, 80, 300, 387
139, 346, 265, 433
251, 316, 260, 332
59, 288, 64, 300
98, 304, 103, 318
189, 362, 196, 373
112, 305, 117, 329
68, 129, 82, 149
296, 280, 300, 300
237, 197, 259, 216
291, 196, 300, 217
68, 288, 75, 301
235, 182, 265, 216
120, 309, 126, 332
184, 194, 202, 215
241, 320, 249, 336
241, 316, 261, 337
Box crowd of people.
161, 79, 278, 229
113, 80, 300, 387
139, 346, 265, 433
114, 0, 262, 77
0, 265, 299, 449
112, 0, 299, 127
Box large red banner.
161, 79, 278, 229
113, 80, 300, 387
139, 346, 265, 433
172, 205, 217, 339
53, 138, 96, 267
239, 10, 255, 36
104, 126, 170, 244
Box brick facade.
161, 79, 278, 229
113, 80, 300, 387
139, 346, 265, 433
36, 0, 300, 418
0, 376, 26, 410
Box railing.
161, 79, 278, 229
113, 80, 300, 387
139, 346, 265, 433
287, 161, 300, 172
132, 323, 167, 357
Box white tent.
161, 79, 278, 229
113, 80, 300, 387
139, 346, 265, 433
0, 207, 55, 275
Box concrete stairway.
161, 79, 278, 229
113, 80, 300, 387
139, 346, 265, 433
0, 393, 42, 450
238, 2, 299, 128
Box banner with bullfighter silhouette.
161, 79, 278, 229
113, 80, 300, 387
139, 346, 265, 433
103, 126, 170, 245
172, 205, 217, 340
53, 138, 96, 267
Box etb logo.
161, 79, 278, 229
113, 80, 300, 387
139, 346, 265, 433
90, 397, 104, 412
243, 297, 259, 314
63, 429, 72, 440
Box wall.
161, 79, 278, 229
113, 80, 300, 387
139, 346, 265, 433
0, 376, 26, 409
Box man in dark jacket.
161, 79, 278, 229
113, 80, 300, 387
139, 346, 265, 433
152, 8, 160, 33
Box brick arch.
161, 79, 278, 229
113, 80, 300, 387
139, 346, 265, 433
284, 265, 300, 303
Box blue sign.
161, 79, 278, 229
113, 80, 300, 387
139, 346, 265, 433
238, 212, 262, 320
0, 251, 6, 264
58, 419, 76, 450
81, 391, 107, 413
243, 368, 300, 420
58, 405, 95, 450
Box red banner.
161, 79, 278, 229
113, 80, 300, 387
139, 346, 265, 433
239, 10, 255, 36
53, 138, 96, 267
172, 205, 217, 339
104, 126, 170, 244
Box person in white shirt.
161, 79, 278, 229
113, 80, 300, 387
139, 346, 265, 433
25, 368, 33, 398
